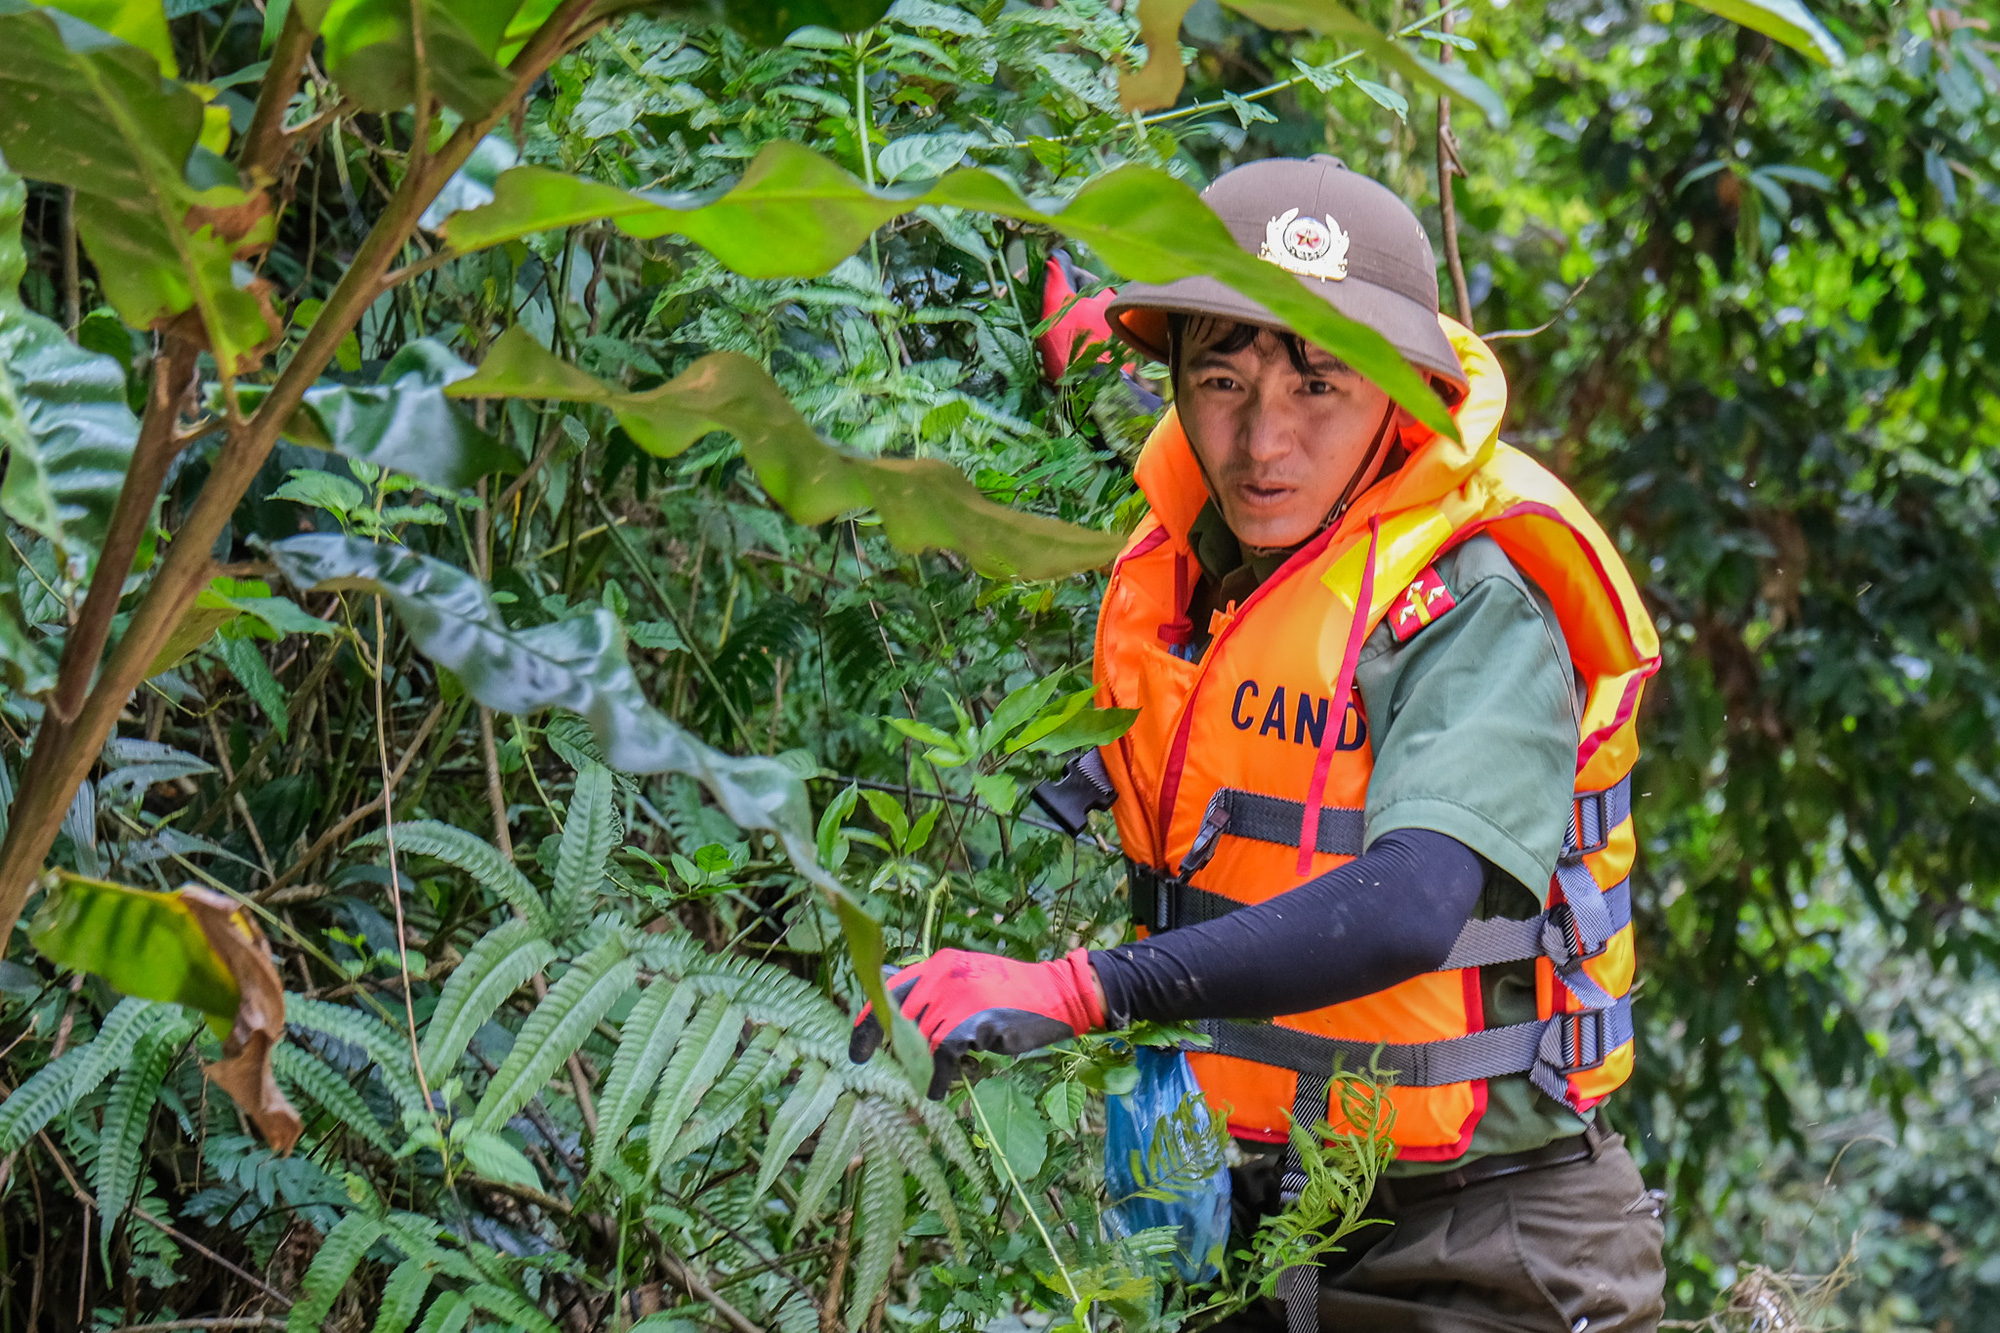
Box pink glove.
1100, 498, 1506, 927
850, 948, 1106, 1099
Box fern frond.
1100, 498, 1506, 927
644, 994, 743, 1180
0, 1048, 87, 1157
752, 1060, 840, 1205
789, 1093, 858, 1238
71, 997, 172, 1094
286, 1212, 386, 1333
472, 937, 635, 1132
380, 1212, 482, 1284
411, 1289, 470, 1333
286, 994, 427, 1117
551, 763, 619, 938
678, 951, 850, 1064
661, 1025, 789, 1168
592, 977, 697, 1172
857, 1097, 962, 1254
844, 1131, 905, 1327
914, 1096, 987, 1190
271, 1041, 395, 1155
768, 1291, 820, 1333
419, 918, 556, 1078
466, 1281, 561, 1333
632, 931, 704, 977
94, 1013, 195, 1263
369, 1256, 436, 1333
354, 821, 548, 934
1123, 1092, 1228, 1205
0, 998, 167, 1155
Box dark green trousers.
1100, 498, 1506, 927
1211, 1133, 1666, 1333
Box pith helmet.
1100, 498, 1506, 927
1105, 155, 1468, 399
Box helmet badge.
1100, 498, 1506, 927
1260, 207, 1350, 281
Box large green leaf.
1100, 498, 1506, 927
448, 328, 1122, 580
298, 0, 518, 117
0, 5, 275, 370
43, 0, 175, 75
242, 339, 513, 490
269, 533, 933, 1091
443, 143, 1458, 439
27, 872, 240, 1022
0, 152, 139, 576
1681, 0, 1843, 64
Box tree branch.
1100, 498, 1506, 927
1435, 10, 1474, 328
238, 5, 316, 183
47, 338, 197, 724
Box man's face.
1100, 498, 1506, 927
1178, 321, 1397, 550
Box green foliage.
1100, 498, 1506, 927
0, 2, 272, 367
0, 158, 138, 574
454, 326, 1126, 578
445, 140, 1459, 437
263, 340, 515, 490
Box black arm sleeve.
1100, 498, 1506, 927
1089, 827, 1484, 1025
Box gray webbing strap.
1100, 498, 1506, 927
1438, 878, 1632, 969
1182, 788, 1366, 878
1278, 1067, 1331, 1333
1556, 774, 1633, 954
1197, 998, 1635, 1099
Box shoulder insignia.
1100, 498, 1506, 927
1387, 565, 1457, 643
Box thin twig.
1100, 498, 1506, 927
105, 1312, 288, 1320
966, 1076, 1081, 1312
493, 416, 566, 517
594, 494, 755, 748
1481, 274, 1592, 341
190, 645, 341, 836
479, 706, 515, 858
1061, 1, 1467, 141
204, 711, 276, 879
657, 1244, 768, 1333
1434, 9, 1474, 327
132, 1208, 295, 1309
60, 187, 79, 333
808, 774, 1067, 836
372, 597, 437, 1123
257, 698, 446, 899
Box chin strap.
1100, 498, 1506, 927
1318, 402, 1399, 534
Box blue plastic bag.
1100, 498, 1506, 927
1103, 1046, 1232, 1281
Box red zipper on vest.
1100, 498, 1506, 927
1152, 518, 1359, 862
1295, 517, 1381, 874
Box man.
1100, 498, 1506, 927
852, 156, 1668, 1332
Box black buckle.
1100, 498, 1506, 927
1552, 1010, 1610, 1077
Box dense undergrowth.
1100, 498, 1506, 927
0, 0, 1996, 1330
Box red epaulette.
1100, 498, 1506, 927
1387, 565, 1457, 642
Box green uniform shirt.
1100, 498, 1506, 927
1186, 504, 1588, 1173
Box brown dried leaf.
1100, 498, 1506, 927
182, 889, 302, 1155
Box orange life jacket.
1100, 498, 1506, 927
1092, 317, 1660, 1158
